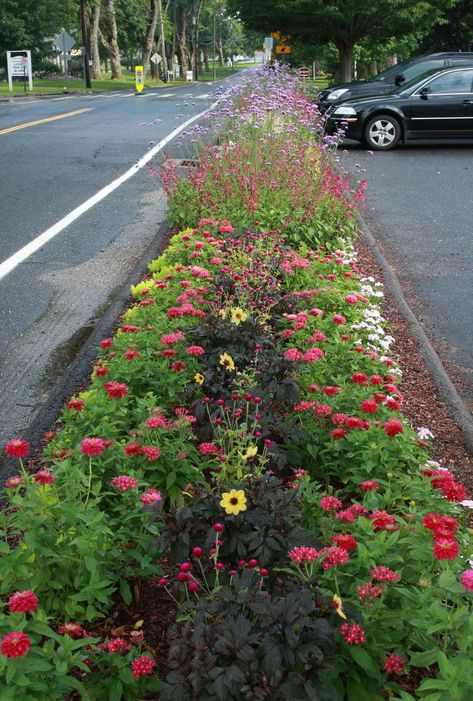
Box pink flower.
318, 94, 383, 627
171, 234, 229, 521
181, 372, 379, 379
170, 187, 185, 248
140, 489, 162, 505
371, 566, 400, 583
361, 399, 378, 414
141, 445, 161, 461
124, 348, 141, 360
384, 418, 403, 437
1, 631, 31, 658
104, 381, 128, 399
131, 655, 155, 680
33, 469, 55, 486
339, 623, 366, 645
320, 495, 343, 512
284, 348, 303, 362
332, 314, 346, 325
110, 475, 138, 492
357, 582, 384, 601
288, 546, 319, 565
4, 439, 30, 459
320, 546, 350, 570
384, 653, 406, 674
5, 475, 25, 489
460, 569, 473, 591
303, 347, 324, 362
198, 442, 219, 455
186, 345, 205, 356
80, 437, 107, 456
160, 331, 186, 345
8, 590, 39, 613
145, 415, 167, 429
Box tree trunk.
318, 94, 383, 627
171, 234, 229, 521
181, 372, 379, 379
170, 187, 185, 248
142, 0, 158, 78
191, 0, 205, 81
90, 2, 101, 79
217, 37, 224, 66
99, 0, 121, 79
337, 42, 354, 82
177, 5, 191, 76
203, 46, 209, 73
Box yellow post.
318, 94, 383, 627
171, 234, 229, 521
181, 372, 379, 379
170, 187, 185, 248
135, 65, 144, 94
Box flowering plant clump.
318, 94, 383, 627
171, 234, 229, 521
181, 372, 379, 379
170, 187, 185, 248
1, 68, 473, 699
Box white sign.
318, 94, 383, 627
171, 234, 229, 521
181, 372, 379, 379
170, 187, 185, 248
254, 51, 265, 64
150, 52, 162, 65
264, 36, 274, 51
6, 50, 33, 91
186, 70, 193, 82
53, 31, 75, 53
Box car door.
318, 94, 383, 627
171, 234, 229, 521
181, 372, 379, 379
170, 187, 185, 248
405, 69, 473, 137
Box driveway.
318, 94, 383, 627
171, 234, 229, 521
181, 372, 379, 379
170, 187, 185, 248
340, 141, 473, 413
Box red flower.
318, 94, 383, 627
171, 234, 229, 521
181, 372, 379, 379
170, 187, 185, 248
100, 338, 113, 348
107, 637, 131, 654
94, 365, 109, 376
384, 653, 406, 674
110, 475, 138, 492
339, 623, 366, 645
104, 381, 128, 399
124, 348, 141, 360
332, 314, 346, 325
288, 546, 319, 564
351, 373, 368, 385
384, 418, 403, 437
460, 570, 473, 591
331, 427, 347, 440
171, 360, 186, 372
370, 510, 397, 532
8, 590, 39, 613
4, 439, 30, 459
123, 441, 143, 456
361, 399, 378, 414
80, 437, 107, 456
33, 469, 55, 486
360, 480, 379, 492
357, 582, 384, 601
58, 622, 86, 638
433, 538, 459, 561
332, 534, 357, 551
440, 480, 466, 502
1, 631, 31, 658
131, 655, 155, 680
322, 386, 342, 396
198, 442, 219, 455
68, 399, 85, 411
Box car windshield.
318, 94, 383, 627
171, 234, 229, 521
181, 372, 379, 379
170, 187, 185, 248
391, 68, 447, 94
372, 57, 412, 81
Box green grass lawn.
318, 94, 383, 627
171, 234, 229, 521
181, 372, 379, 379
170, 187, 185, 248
0, 64, 253, 96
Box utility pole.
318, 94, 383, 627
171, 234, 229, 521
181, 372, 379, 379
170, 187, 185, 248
213, 11, 216, 81
80, 0, 92, 88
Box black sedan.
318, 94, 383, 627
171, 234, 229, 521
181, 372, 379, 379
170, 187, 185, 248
325, 67, 473, 150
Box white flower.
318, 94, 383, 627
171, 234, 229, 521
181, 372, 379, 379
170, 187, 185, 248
417, 427, 435, 440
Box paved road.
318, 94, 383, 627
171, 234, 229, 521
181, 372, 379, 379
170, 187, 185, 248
340, 140, 473, 412
0, 79, 235, 463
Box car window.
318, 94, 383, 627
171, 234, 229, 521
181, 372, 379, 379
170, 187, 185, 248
373, 57, 412, 81
401, 59, 445, 82
424, 71, 473, 94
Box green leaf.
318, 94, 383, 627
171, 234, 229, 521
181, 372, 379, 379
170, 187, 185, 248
349, 646, 376, 674
409, 649, 439, 667
109, 679, 123, 701
119, 578, 132, 605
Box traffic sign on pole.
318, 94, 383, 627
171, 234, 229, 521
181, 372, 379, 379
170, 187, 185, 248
135, 65, 145, 93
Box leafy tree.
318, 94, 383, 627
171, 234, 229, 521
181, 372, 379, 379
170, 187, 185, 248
419, 0, 473, 51
228, 0, 457, 80
0, 0, 79, 69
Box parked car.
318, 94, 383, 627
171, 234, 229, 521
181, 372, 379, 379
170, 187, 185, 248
324, 66, 473, 150
317, 52, 473, 112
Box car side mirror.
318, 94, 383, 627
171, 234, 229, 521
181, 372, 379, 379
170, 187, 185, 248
419, 86, 431, 99
394, 74, 405, 86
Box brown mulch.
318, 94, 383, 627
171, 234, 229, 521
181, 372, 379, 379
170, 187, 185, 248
355, 233, 473, 493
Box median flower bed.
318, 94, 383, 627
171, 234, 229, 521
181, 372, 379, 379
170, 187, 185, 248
1, 66, 472, 700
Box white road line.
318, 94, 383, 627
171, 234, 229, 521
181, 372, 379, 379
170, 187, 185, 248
195, 93, 210, 99
0, 100, 219, 283
156, 93, 174, 98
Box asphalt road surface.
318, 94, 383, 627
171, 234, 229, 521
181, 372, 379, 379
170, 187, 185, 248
340, 139, 473, 413
0, 77, 238, 469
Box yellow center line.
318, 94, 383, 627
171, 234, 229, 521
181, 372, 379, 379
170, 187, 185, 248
0, 108, 93, 136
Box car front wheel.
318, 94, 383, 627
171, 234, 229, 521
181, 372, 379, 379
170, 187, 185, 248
364, 114, 401, 150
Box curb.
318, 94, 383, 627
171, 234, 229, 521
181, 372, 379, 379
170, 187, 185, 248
0, 220, 170, 484
356, 212, 473, 455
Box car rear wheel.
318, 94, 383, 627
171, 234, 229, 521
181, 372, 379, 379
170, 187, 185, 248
364, 114, 401, 150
